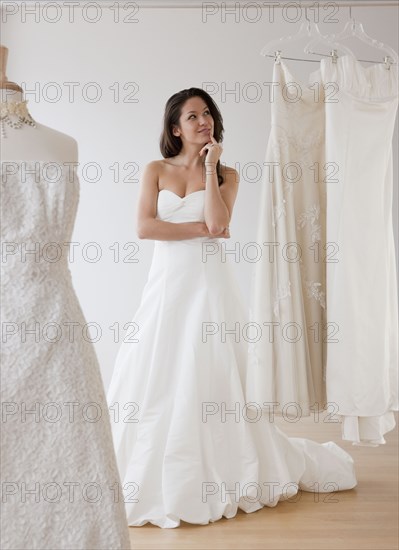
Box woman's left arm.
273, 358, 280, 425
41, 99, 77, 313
200, 133, 239, 235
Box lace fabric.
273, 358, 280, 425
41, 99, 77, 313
0, 161, 131, 549
247, 59, 328, 416
248, 55, 399, 446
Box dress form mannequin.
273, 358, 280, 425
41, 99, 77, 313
0, 45, 131, 549
0, 45, 77, 162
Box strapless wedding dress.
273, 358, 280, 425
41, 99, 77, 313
106, 188, 357, 529
1, 161, 131, 549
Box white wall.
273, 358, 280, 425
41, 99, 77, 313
2, 1, 398, 387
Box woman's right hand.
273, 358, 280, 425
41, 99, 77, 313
217, 226, 230, 239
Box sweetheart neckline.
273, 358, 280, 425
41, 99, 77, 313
158, 189, 206, 200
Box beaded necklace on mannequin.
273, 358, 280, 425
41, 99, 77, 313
0, 99, 36, 137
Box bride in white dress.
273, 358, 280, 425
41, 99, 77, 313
106, 87, 357, 528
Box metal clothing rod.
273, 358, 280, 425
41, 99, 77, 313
263, 53, 397, 65
264, 55, 321, 63
309, 49, 397, 64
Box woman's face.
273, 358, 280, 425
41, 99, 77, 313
174, 96, 214, 145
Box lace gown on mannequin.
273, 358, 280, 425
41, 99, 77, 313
106, 188, 357, 529
0, 161, 131, 550
321, 55, 399, 446
246, 59, 328, 416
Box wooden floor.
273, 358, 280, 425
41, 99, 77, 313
127, 411, 398, 550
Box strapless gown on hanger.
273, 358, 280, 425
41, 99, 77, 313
106, 188, 357, 529
246, 54, 398, 446
321, 55, 399, 445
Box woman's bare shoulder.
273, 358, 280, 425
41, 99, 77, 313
143, 159, 162, 170
142, 159, 167, 180
145, 158, 176, 174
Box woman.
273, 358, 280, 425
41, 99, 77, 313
106, 87, 357, 529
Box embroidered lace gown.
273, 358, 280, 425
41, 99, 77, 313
247, 55, 399, 446
106, 187, 357, 529
0, 161, 131, 550
246, 59, 328, 416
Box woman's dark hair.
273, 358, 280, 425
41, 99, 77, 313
159, 87, 224, 185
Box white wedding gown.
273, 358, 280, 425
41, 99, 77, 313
107, 188, 357, 529
246, 55, 399, 446
1, 161, 131, 550
321, 55, 399, 445
246, 59, 328, 417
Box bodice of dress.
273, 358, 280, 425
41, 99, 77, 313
0, 160, 79, 285
321, 53, 398, 101
155, 188, 222, 246
156, 189, 206, 222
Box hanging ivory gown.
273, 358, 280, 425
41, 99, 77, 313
246, 59, 328, 417
247, 54, 399, 446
